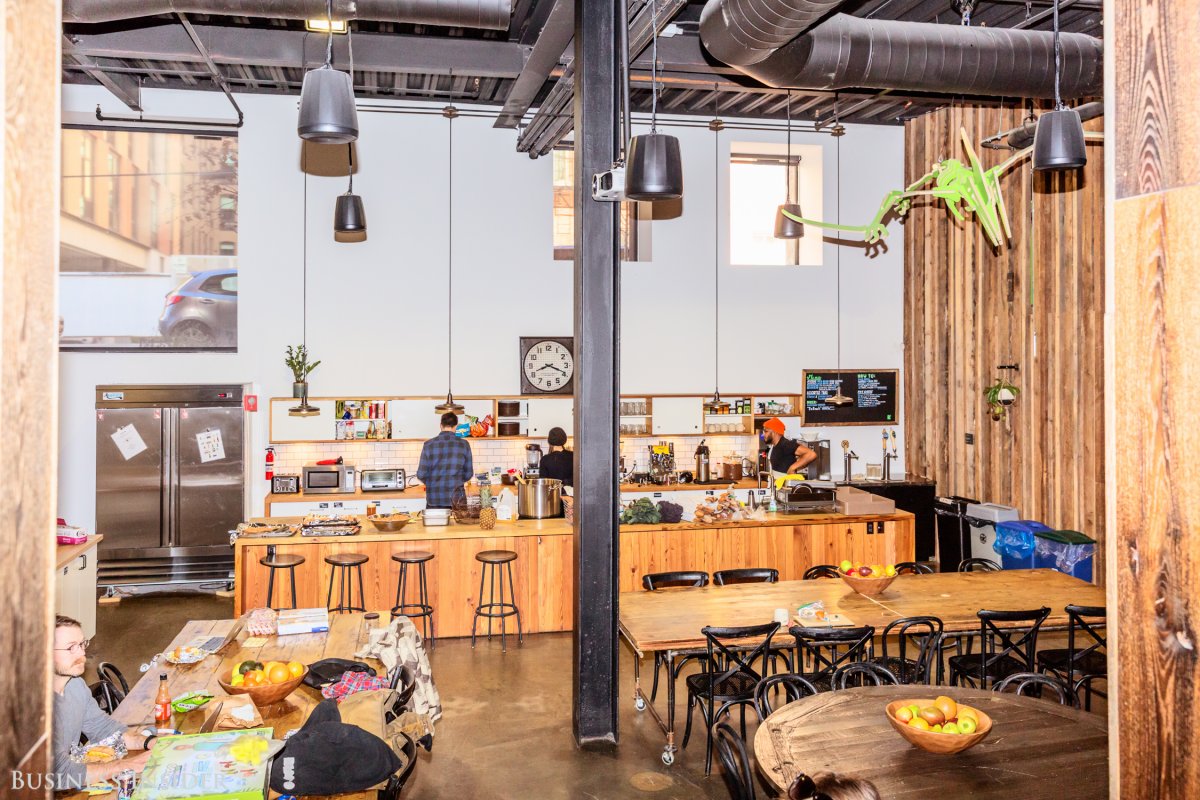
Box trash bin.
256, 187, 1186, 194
993, 520, 1053, 570
1034, 529, 1097, 582
964, 503, 1020, 560
933, 495, 979, 573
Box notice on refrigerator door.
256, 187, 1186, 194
196, 428, 226, 463
111, 424, 147, 461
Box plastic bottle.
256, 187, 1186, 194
154, 673, 172, 730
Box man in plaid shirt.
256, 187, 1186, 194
416, 413, 474, 508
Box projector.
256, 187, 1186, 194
591, 166, 626, 201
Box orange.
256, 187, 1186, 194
267, 664, 291, 685
934, 695, 958, 722
263, 661, 283, 674
286, 661, 305, 679
242, 671, 263, 687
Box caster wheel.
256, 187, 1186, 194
635, 696, 647, 711
662, 750, 675, 766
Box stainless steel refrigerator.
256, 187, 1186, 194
95, 384, 247, 586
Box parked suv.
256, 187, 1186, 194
158, 268, 238, 347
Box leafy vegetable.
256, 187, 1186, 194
620, 498, 662, 525
657, 501, 684, 524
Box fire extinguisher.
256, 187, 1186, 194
265, 446, 275, 482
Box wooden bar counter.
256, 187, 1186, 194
233, 510, 913, 638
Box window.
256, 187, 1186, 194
729, 141, 823, 266
551, 149, 647, 261
60, 128, 239, 350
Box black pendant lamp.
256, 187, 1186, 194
334, 143, 366, 236
435, 106, 465, 415
774, 91, 805, 240
290, 147, 320, 417
1033, 0, 1086, 170
826, 105, 853, 408
298, 0, 358, 144
624, 0, 683, 201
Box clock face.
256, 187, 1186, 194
523, 339, 574, 393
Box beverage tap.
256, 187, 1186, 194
841, 439, 858, 484
883, 428, 898, 481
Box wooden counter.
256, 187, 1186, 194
56, 533, 102, 570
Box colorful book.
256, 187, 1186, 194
131, 728, 273, 800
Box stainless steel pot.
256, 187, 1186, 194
517, 478, 562, 518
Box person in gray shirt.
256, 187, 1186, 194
52, 615, 154, 790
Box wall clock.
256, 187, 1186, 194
520, 336, 574, 394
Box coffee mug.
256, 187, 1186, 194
773, 608, 790, 625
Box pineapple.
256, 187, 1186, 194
478, 485, 496, 530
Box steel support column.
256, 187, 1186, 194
571, 0, 620, 746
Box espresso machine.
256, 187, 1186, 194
525, 444, 543, 478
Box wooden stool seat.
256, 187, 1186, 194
475, 549, 517, 564
325, 552, 369, 567
260, 552, 306, 610
392, 551, 435, 564
259, 554, 305, 569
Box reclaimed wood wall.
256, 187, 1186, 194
902, 105, 1105, 576
1, 0, 60, 795
1111, 0, 1200, 795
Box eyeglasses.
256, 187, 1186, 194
55, 639, 91, 654
788, 775, 832, 800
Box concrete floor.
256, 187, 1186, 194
89, 592, 735, 799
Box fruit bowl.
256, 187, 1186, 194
367, 513, 411, 532
885, 699, 993, 755
218, 667, 308, 708
839, 571, 896, 597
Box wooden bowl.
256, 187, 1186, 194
839, 571, 896, 597
885, 699, 993, 755
367, 513, 411, 532
218, 667, 308, 707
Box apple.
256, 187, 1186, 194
919, 707, 946, 727
839, 559, 853, 573
934, 695, 958, 721
870, 564, 884, 576
895, 707, 914, 723
908, 704, 922, 719
884, 564, 898, 577
932, 724, 943, 733
956, 716, 978, 734
942, 722, 960, 735
858, 566, 873, 577
908, 718, 930, 731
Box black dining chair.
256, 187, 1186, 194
754, 673, 818, 720
832, 662, 899, 689
802, 564, 842, 580
949, 607, 1051, 689
789, 625, 875, 691
683, 621, 780, 775
642, 571, 710, 705
90, 679, 122, 715
714, 722, 757, 800
994, 672, 1076, 706
713, 568, 779, 586
376, 731, 418, 800
958, 557, 1001, 572
894, 561, 934, 575
1037, 604, 1107, 710
869, 616, 943, 684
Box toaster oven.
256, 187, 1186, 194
302, 464, 356, 494
360, 468, 407, 492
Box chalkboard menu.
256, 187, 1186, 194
802, 369, 899, 425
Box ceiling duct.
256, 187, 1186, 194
63, 0, 513, 30
699, 0, 848, 67
701, 8, 1103, 100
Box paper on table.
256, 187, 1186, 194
196, 428, 225, 463
111, 423, 147, 461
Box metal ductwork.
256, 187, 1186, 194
699, 0, 849, 67
63, 0, 513, 30
702, 9, 1103, 100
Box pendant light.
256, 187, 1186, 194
1032, 0, 1086, 170
625, 0, 683, 201
334, 143, 366, 236
774, 91, 805, 240
704, 90, 729, 415
826, 103, 854, 408
435, 105, 465, 415
297, 0, 358, 144
290, 146, 320, 417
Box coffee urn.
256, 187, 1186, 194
695, 439, 711, 483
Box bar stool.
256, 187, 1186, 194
260, 553, 305, 610
390, 551, 435, 644
471, 550, 523, 652
325, 553, 369, 614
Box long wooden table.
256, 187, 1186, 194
754, 686, 1107, 797
68, 613, 391, 799
618, 569, 1106, 765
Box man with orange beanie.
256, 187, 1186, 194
760, 417, 816, 478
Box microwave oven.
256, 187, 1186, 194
302, 464, 356, 494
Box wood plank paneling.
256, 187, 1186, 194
2, 0, 59, 794
903, 105, 1105, 581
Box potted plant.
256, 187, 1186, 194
285, 344, 321, 399
984, 377, 1020, 422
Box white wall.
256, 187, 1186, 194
58, 86, 906, 530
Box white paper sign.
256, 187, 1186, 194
196, 429, 225, 463
111, 424, 148, 461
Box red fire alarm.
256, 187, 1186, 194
244, 394, 258, 412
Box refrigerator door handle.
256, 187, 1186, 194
165, 408, 178, 549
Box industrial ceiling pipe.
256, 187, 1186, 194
63, 0, 512, 30
702, 11, 1103, 100
699, 0, 850, 67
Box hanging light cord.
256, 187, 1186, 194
834, 97, 842, 379
785, 90, 792, 201
324, 0, 334, 68
347, 143, 354, 193
713, 87, 720, 396
447, 107, 454, 393
302, 145, 308, 353
650, 0, 659, 133
1052, 0, 1062, 110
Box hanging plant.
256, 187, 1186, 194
285, 344, 321, 396
984, 377, 1021, 422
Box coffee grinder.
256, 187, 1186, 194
525, 444, 543, 478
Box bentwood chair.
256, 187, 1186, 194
802, 564, 841, 580
994, 672, 1076, 706
949, 607, 1051, 689
713, 723, 757, 800
713, 568, 779, 586
643, 571, 710, 704
894, 561, 934, 575
1037, 604, 1107, 710
832, 662, 899, 690
754, 673, 818, 720
869, 616, 943, 684
789, 625, 875, 691
958, 557, 1001, 572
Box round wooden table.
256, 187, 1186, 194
754, 686, 1108, 799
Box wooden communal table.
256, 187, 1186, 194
67, 612, 391, 800
618, 569, 1105, 766
754, 686, 1108, 798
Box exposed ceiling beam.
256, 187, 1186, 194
494, 0, 573, 129
67, 23, 528, 78
62, 34, 143, 110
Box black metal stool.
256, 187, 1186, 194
260, 553, 305, 610
324, 552, 369, 613
471, 550, 523, 652
390, 551, 435, 644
